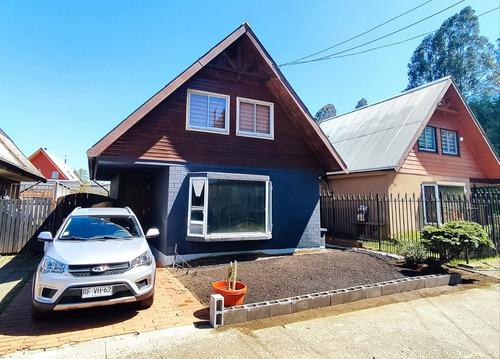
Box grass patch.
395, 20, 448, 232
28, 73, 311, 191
448, 256, 499, 267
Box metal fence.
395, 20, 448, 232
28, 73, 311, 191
320, 190, 500, 255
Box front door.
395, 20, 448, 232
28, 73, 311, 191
122, 174, 150, 230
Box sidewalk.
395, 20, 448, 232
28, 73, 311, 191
4, 284, 499, 358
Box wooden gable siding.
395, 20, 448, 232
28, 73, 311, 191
101, 36, 324, 171
400, 110, 488, 179
29, 151, 67, 180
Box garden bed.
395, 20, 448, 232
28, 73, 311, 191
169, 248, 447, 306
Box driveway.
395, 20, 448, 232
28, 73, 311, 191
0, 264, 207, 356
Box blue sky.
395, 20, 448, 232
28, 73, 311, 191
1, 0, 498, 174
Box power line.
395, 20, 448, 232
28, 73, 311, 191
279, 0, 465, 67
282, 0, 433, 66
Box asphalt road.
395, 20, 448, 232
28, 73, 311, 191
4, 284, 499, 359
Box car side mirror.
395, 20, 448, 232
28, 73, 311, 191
145, 228, 160, 239
38, 231, 53, 242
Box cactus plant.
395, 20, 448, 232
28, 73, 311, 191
227, 261, 238, 290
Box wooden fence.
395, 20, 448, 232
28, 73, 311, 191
0, 198, 53, 254
0, 193, 114, 255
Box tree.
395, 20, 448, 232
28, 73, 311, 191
314, 103, 336, 123
355, 98, 368, 109
406, 6, 498, 101
469, 96, 500, 156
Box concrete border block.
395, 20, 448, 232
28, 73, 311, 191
291, 295, 312, 313
396, 278, 418, 293
437, 274, 451, 286
246, 302, 271, 321
309, 292, 331, 308
424, 275, 439, 288
210, 294, 224, 328
269, 298, 292, 317
347, 286, 366, 302
365, 284, 382, 298
381, 281, 398, 296
330, 289, 348, 306
224, 305, 247, 325
449, 273, 461, 285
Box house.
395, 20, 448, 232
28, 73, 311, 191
0, 129, 46, 198
320, 77, 500, 232
28, 148, 82, 197
87, 23, 346, 265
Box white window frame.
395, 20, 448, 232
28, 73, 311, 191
187, 173, 272, 241
186, 89, 230, 135
236, 97, 274, 140
418, 126, 437, 152
441, 129, 458, 155
422, 184, 441, 225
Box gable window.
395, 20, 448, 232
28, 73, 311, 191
418, 126, 437, 152
236, 97, 274, 139
187, 173, 272, 241
441, 129, 458, 155
51, 171, 59, 179
186, 89, 229, 134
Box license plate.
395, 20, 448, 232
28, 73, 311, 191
82, 285, 113, 298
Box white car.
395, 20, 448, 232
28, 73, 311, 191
32, 207, 158, 320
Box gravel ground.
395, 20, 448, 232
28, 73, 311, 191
169, 248, 441, 305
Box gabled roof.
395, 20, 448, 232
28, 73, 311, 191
320, 77, 500, 177
0, 129, 46, 182
87, 23, 346, 177
29, 148, 82, 183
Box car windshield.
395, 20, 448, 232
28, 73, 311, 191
59, 215, 142, 240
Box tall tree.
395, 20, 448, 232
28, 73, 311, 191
314, 103, 336, 123
406, 6, 498, 101
355, 98, 368, 109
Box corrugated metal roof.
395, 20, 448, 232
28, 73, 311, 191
0, 128, 46, 181
320, 77, 451, 173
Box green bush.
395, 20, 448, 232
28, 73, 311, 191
396, 242, 428, 265
420, 221, 494, 264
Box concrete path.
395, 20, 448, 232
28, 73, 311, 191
4, 284, 499, 359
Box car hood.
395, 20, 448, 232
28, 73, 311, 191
47, 238, 150, 265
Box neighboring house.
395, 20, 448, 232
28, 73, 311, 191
0, 129, 46, 198
320, 76, 500, 227
28, 148, 82, 195
87, 23, 346, 265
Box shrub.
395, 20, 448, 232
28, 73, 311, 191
420, 221, 494, 264
396, 242, 428, 265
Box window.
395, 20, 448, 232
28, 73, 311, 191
441, 129, 458, 155
187, 173, 272, 241
237, 97, 274, 139
186, 89, 229, 134
418, 126, 437, 152
51, 171, 59, 179
422, 184, 465, 224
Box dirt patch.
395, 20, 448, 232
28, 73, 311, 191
169, 248, 497, 306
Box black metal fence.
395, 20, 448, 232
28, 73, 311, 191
320, 189, 500, 256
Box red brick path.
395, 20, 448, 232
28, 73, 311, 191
0, 267, 207, 356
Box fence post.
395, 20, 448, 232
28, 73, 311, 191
376, 193, 381, 251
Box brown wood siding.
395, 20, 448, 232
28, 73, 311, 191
101, 37, 325, 171
400, 110, 488, 178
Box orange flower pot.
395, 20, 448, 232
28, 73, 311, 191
212, 280, 247, 307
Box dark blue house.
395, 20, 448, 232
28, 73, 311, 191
87, 23, 346, 265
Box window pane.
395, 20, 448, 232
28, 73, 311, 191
418, 127, 436, 151
189, 93, 208, 128
191, 179, 205, 207
207, 179, 266, 234
256, 104, 270, 134
208, 96, 226, 129
189, 222, 204, 235
239, 102, 255, 132
442, 130, 457, 154
423, 185, 438, 224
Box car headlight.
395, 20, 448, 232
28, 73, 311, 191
39, 256, 67, 274
131, 250, 153, 268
